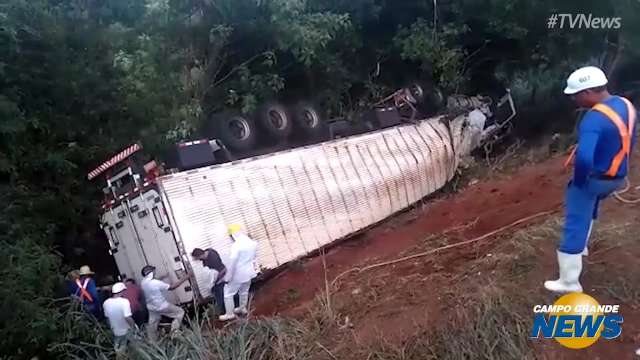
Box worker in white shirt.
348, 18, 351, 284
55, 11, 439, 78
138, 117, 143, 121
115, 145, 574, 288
103, 282, 136, 358
140, 265, 190, 340
218, 224, 259, 321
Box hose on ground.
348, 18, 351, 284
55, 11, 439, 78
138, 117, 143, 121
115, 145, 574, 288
614, 177, 640, 204
331, 209, 558, 288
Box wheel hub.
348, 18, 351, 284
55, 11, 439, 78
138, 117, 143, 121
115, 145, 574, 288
268, 109, 286, 130
229, 117, 250, 140
302, 109, 319, 128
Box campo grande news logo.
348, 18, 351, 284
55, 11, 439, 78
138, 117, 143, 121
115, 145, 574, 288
530, 292, 623, 349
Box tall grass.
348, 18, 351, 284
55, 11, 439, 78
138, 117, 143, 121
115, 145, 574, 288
52, 310, 326, 360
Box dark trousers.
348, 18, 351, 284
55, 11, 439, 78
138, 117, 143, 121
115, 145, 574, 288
212, 282, 226, 315
131, 309, 148, 327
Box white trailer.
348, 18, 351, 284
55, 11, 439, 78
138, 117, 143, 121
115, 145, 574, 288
90, 93, 514, 305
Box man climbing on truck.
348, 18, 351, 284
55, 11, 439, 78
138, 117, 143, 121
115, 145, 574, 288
218, 224, 259, 321
140, 265, 191, 340
544, 66, 637, 294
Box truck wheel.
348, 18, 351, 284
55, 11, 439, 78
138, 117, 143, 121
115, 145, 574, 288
406, 81, 444, 104
291, 101, 327, 139
407, 81, 444, 117
212, 113, 257, 152
407, 82, 426, 104
256, 101, 293, 142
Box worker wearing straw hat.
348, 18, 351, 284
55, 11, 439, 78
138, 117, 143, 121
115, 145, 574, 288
72, 265, 100, 317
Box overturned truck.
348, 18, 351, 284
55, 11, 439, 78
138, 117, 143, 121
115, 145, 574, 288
88, 91, 515, 306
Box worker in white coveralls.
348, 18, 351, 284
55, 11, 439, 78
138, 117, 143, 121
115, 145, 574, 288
218, 224, 259, 321
544, 66, 636, 293
140, 265, 191, 339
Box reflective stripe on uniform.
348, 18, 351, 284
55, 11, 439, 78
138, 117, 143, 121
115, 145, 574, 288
564, 97, 636, 176
75, 278, 94, 303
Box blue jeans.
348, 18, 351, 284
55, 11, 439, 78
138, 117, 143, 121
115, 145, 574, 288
113, 330, 131, 356
559, 177, 623, 254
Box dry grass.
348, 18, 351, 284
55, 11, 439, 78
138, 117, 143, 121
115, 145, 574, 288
586, 220, 640, 310
588, 221, 633, 255
362, 286, 536, 360
503, 218, 560, 280
598, 277, 640, 310
354, 212, 640, 360
423, 291, 535, 360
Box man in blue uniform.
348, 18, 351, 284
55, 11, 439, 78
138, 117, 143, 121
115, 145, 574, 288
544, 66, 636, 293
72, 265, 101, 318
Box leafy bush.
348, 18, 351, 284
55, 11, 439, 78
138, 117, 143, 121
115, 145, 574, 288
0, 238, 61, 358
394, 19, 469, 92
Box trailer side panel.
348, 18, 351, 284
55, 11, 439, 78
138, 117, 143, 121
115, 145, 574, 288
157, 113, 481, 299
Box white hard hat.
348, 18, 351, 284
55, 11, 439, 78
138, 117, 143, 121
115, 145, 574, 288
563, 66, 608, 95
112, 282, 127, 294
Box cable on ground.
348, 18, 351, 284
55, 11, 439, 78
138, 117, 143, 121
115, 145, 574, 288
331, 209, 558, 288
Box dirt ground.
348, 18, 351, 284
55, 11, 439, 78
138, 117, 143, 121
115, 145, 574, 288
251, 146, 640, 359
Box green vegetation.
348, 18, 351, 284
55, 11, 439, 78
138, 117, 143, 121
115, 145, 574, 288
1, 0, 639, 358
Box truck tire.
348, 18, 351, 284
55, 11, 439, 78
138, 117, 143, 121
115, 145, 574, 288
406, 82, 427, 104
255, 101, 293, 142
291, 101, 327, 139
406, 81, 444, 117
211, 113, 257, 152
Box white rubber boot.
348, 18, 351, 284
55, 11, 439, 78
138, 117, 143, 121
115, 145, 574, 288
234, 293, 249, 316
218, 297, 237, 321
544, 251, 583, 293
582, 220, 594, 256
